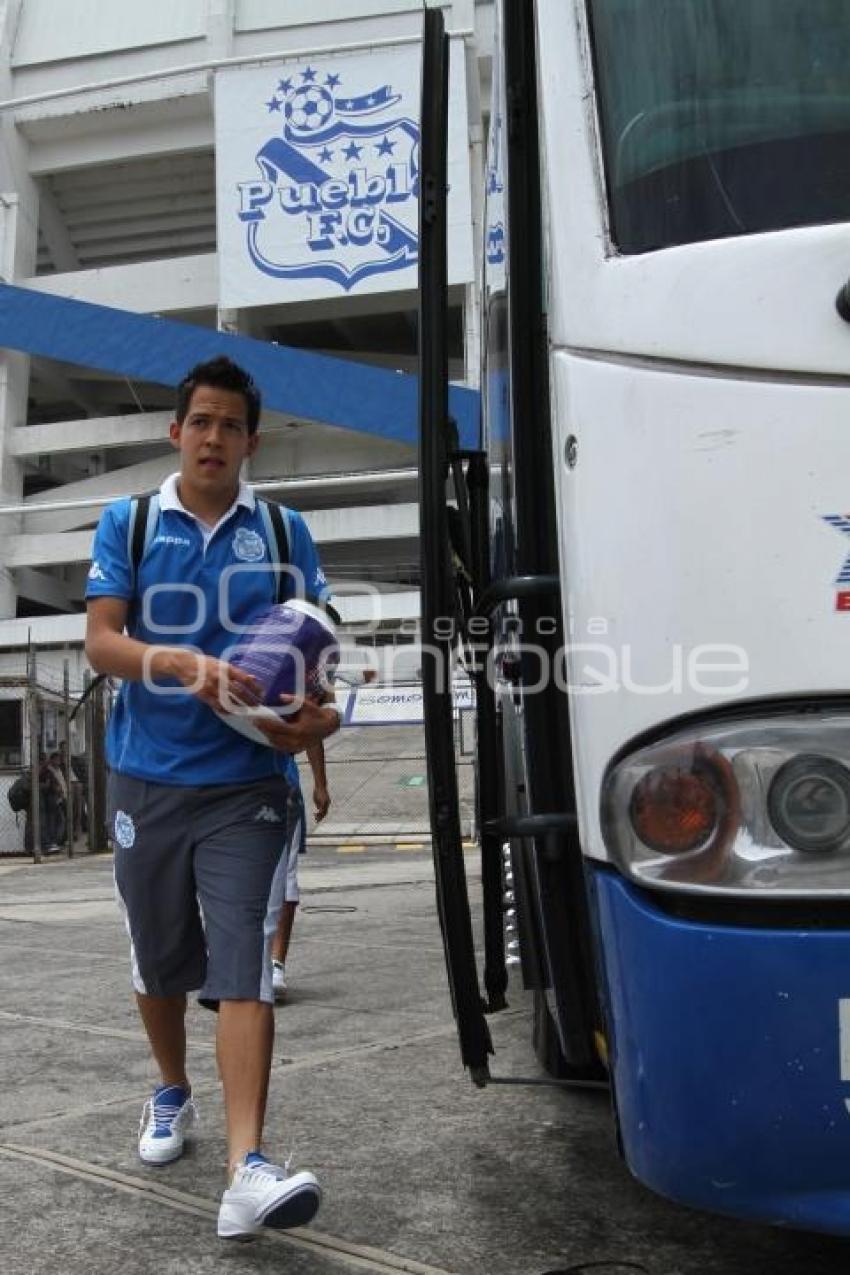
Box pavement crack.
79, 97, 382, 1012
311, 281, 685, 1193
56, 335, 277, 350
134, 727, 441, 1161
0, 1008, 217, 1051
0, 1143, 458, 1275
0, 1016, 520, 1134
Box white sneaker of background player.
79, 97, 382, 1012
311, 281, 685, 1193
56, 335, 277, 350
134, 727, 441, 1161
272, 960, 287, 1001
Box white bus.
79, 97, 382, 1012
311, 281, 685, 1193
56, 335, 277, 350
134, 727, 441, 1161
418, 0, 850, 1234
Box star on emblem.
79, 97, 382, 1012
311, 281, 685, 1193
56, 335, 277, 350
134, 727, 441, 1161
266, 96, 282, 113
376, 135, 395, 156
301, 66, 317, 82
342, 141, 363, 161
318, 147, 334, 163
277, 78, 293, 94
823, 514, 850, 583
325, 72, 341, 89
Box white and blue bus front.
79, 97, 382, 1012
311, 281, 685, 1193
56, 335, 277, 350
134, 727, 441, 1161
540, 0, 850, 1233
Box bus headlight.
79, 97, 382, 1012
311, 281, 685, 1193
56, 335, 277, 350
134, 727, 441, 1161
601, 711, 850, 895
767, 755, 850, 854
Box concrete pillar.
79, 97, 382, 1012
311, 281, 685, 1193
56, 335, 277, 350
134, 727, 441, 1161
205, 0, 235, 60
0, 0, 38, 618
216, 306, 240, 336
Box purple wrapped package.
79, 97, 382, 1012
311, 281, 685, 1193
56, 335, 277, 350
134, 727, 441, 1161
229, 599, 339, 704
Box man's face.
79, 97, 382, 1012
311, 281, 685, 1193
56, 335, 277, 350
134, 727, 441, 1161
169, 384, 259, 495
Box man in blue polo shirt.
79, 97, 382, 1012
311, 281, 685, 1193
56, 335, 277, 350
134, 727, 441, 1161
85, 356, 339, 1240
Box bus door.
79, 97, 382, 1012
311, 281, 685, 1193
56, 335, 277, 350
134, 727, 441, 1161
418, 4, 605, 1087
418, 8, 491, 1086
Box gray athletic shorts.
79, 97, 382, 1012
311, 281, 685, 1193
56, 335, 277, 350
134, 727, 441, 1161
108, 771, 297, 1007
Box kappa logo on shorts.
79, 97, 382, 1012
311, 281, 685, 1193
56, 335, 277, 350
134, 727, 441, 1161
254, 805, 283, 823
114, 810, 136, 849
233, 527, 266, 562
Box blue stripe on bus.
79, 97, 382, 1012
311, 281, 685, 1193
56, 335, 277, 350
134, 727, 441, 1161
589, 865, 850, 1235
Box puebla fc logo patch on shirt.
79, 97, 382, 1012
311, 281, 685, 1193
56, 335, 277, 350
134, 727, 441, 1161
114, 810, 136, 850
233, 528, 266, 562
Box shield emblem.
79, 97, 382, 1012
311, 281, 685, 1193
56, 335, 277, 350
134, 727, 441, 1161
238, 71, 420, 293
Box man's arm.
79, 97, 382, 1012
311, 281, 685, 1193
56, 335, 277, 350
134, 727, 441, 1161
306, 741, 330, 822
254, 697, 340, 754
86, 598, 339, 750
85, 597, 261, 712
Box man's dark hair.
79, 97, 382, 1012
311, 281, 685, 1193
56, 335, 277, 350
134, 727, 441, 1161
176, 356, 262, 435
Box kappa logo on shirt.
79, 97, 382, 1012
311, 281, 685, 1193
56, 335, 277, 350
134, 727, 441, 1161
254, 805, 283, 824
153, 535, 193, 548
88, 561, 107, 582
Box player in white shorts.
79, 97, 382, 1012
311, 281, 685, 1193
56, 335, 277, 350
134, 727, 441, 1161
272, 742, 329, 1000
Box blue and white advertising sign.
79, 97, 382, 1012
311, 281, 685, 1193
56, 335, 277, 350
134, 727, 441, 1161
346, 681, 474, 726
215, 41, 474, 306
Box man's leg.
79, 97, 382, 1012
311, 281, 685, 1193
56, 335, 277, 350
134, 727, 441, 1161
271, 902, 297, 964
135, 992, 190, 1090
195, 777, 321, 1238
217, 1000, 274, 1173
195, 777, 292, 1169
110, 772, 204, 1165
271, 793, 303, 999
134, 990, 196, 1166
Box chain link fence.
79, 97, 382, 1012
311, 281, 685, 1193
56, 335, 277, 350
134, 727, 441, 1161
0, 655, 108, 861
298, 721, 474, 841
297, 682, 475, 841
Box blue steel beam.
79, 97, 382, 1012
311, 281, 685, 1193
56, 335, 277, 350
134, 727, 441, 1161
0, 284, 479, 447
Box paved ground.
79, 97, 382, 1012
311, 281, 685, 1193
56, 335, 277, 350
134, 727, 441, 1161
1, 846, 850, 1275
297, 724, 474, 840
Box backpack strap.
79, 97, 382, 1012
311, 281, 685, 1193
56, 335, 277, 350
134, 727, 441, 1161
75, 493, 159, 720
125, 491, 159, 628
127, 492, 160, 589
257, 499, 291, 604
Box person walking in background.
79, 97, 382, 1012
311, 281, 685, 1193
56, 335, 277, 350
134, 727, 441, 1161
271, 741, 330, 1002
46, 751, 67, 848
60, 740, 88, 836
84, 356, 340, 1240
21, 753, 60, 855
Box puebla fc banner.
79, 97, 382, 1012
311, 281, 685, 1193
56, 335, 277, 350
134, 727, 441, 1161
215, 41, 474, 306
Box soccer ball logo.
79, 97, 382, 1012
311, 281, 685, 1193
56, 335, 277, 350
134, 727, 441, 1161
285, 85, 334, 136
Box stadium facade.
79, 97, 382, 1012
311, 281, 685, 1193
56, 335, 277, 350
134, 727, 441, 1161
0, 0, 490, 731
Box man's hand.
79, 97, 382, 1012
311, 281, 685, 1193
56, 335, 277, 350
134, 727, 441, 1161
167, 650, 261, 714
313, 782, 330, 823
254, 695, 340, 754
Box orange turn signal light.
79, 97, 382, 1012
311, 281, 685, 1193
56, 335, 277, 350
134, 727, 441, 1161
629, 766, 718, 855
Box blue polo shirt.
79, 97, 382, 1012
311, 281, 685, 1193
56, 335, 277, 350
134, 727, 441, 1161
86, 475, 328, 787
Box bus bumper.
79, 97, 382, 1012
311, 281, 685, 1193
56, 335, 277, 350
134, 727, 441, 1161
590, 866, 850, 1234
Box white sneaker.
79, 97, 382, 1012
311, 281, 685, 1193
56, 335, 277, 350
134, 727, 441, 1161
272, 960, 287, 1002
138, 1084, 196, 1165
218, 1153, 321, 1239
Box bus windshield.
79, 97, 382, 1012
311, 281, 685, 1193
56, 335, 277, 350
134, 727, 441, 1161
588, 0, 850, 254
